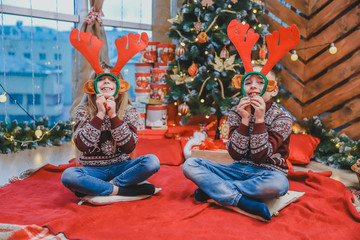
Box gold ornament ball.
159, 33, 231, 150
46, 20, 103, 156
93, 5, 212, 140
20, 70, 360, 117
0, 94, 7, 103
35, 129, 43, 138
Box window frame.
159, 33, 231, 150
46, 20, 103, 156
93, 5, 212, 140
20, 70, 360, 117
0, 3, 152, 30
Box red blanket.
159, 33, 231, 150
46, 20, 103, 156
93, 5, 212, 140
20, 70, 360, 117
0, 163, 359, 240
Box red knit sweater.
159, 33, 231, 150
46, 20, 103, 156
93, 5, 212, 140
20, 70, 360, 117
73, 105, 139, 166
227, 100, 293, 175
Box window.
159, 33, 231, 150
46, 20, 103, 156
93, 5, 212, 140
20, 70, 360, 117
39, 53, 46, 60
10, 94, 23, 105
54, 53, 61, 60
0, 0, 153, 124
46, 94, 62, 106
27, 94, 41, 105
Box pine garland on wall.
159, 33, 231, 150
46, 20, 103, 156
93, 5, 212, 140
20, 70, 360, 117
301, 116, 360, 169
0, 117, 73, 154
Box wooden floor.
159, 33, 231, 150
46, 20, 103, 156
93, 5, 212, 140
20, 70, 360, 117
0, 142, 358, 188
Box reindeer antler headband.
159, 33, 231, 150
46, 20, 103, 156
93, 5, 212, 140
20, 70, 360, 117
70, 29, 149, 97
227, 19, 300, 97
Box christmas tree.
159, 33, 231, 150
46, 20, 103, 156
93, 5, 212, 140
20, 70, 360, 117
166, 0, 269, 130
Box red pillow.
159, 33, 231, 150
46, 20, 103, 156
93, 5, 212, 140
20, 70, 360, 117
288, 134, 320, 165
135, 138, 184, 166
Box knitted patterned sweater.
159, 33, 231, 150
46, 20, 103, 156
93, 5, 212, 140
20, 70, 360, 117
226, 100, 293, 175
73, 105, 139, 166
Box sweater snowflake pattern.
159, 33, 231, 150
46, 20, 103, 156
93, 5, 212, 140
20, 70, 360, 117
73, 105, 139, 166
227, 101, 292, 175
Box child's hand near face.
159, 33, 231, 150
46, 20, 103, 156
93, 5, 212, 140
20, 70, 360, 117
237, 97, 251, 125
96, 94, 107, 119
250, 95, 266, 123
105, 96, 116, 118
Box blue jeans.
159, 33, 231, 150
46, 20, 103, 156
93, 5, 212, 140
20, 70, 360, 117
61, 154, 160, 196
182, 158, 289, 206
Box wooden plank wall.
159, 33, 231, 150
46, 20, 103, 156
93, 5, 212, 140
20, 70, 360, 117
260, 0, 360, 140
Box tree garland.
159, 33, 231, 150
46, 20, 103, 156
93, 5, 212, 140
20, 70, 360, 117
301, 116, 360, 170
0, 117, 73, 154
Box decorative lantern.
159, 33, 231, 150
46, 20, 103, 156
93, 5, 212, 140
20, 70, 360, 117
220, 46, 229, 59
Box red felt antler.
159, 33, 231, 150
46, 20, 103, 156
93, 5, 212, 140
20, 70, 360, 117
69, 29, 104, 75
111, 32, 149, 76
227, 19, 259, 73
261, 25, 300, 75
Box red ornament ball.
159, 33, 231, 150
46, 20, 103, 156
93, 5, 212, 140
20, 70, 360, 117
178, 103, 190, 114
175, 46, 185, 56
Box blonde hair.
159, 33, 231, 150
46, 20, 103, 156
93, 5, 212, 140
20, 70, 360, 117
74, 62, 132, 128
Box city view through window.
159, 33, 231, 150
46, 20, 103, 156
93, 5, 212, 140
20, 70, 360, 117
0, 0, 152, 124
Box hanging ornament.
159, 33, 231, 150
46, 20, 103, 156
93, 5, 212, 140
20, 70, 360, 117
219, 116, 229, 141
0, 93, 7, 103
329, 43, 337, 54
197, 32, 208, 43
201, 0, 214, 7
210, 54, 240, 72
178, 103, 190, 115
259, 45, 267, 60
188, 62, 199, 78
175, 46, 185, 57
220, 46, 229, 59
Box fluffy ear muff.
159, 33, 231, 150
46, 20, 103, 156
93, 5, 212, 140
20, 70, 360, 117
118, 80, 130, 93
232, 74, 243, 89
266, 79, 277, 92
84, 80, 96, 95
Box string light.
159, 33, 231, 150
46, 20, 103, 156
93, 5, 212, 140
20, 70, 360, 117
291, 50, 298, 61
204, 51, 208, 55
200, 99, 205, 103
228, 4, 232, 8
174, 102, 178, 106
180, 42, 186, 47
178, 113, 182, 116
0, 93, 7, 102
253, 9, 257, 13
34, 127, 43, 139
205, 115, 210, 119
329, 43, 337, 54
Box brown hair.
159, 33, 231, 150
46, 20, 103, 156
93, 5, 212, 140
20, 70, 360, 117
74, 62, 132, 129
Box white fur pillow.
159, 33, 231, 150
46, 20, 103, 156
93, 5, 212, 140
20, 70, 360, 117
207, 190, 305, 222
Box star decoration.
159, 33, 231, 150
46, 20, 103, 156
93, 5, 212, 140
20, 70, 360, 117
170, 74, 193, 85
210, 54, 240, 72
168, 9, 183, 24
194, 21, 203, 33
